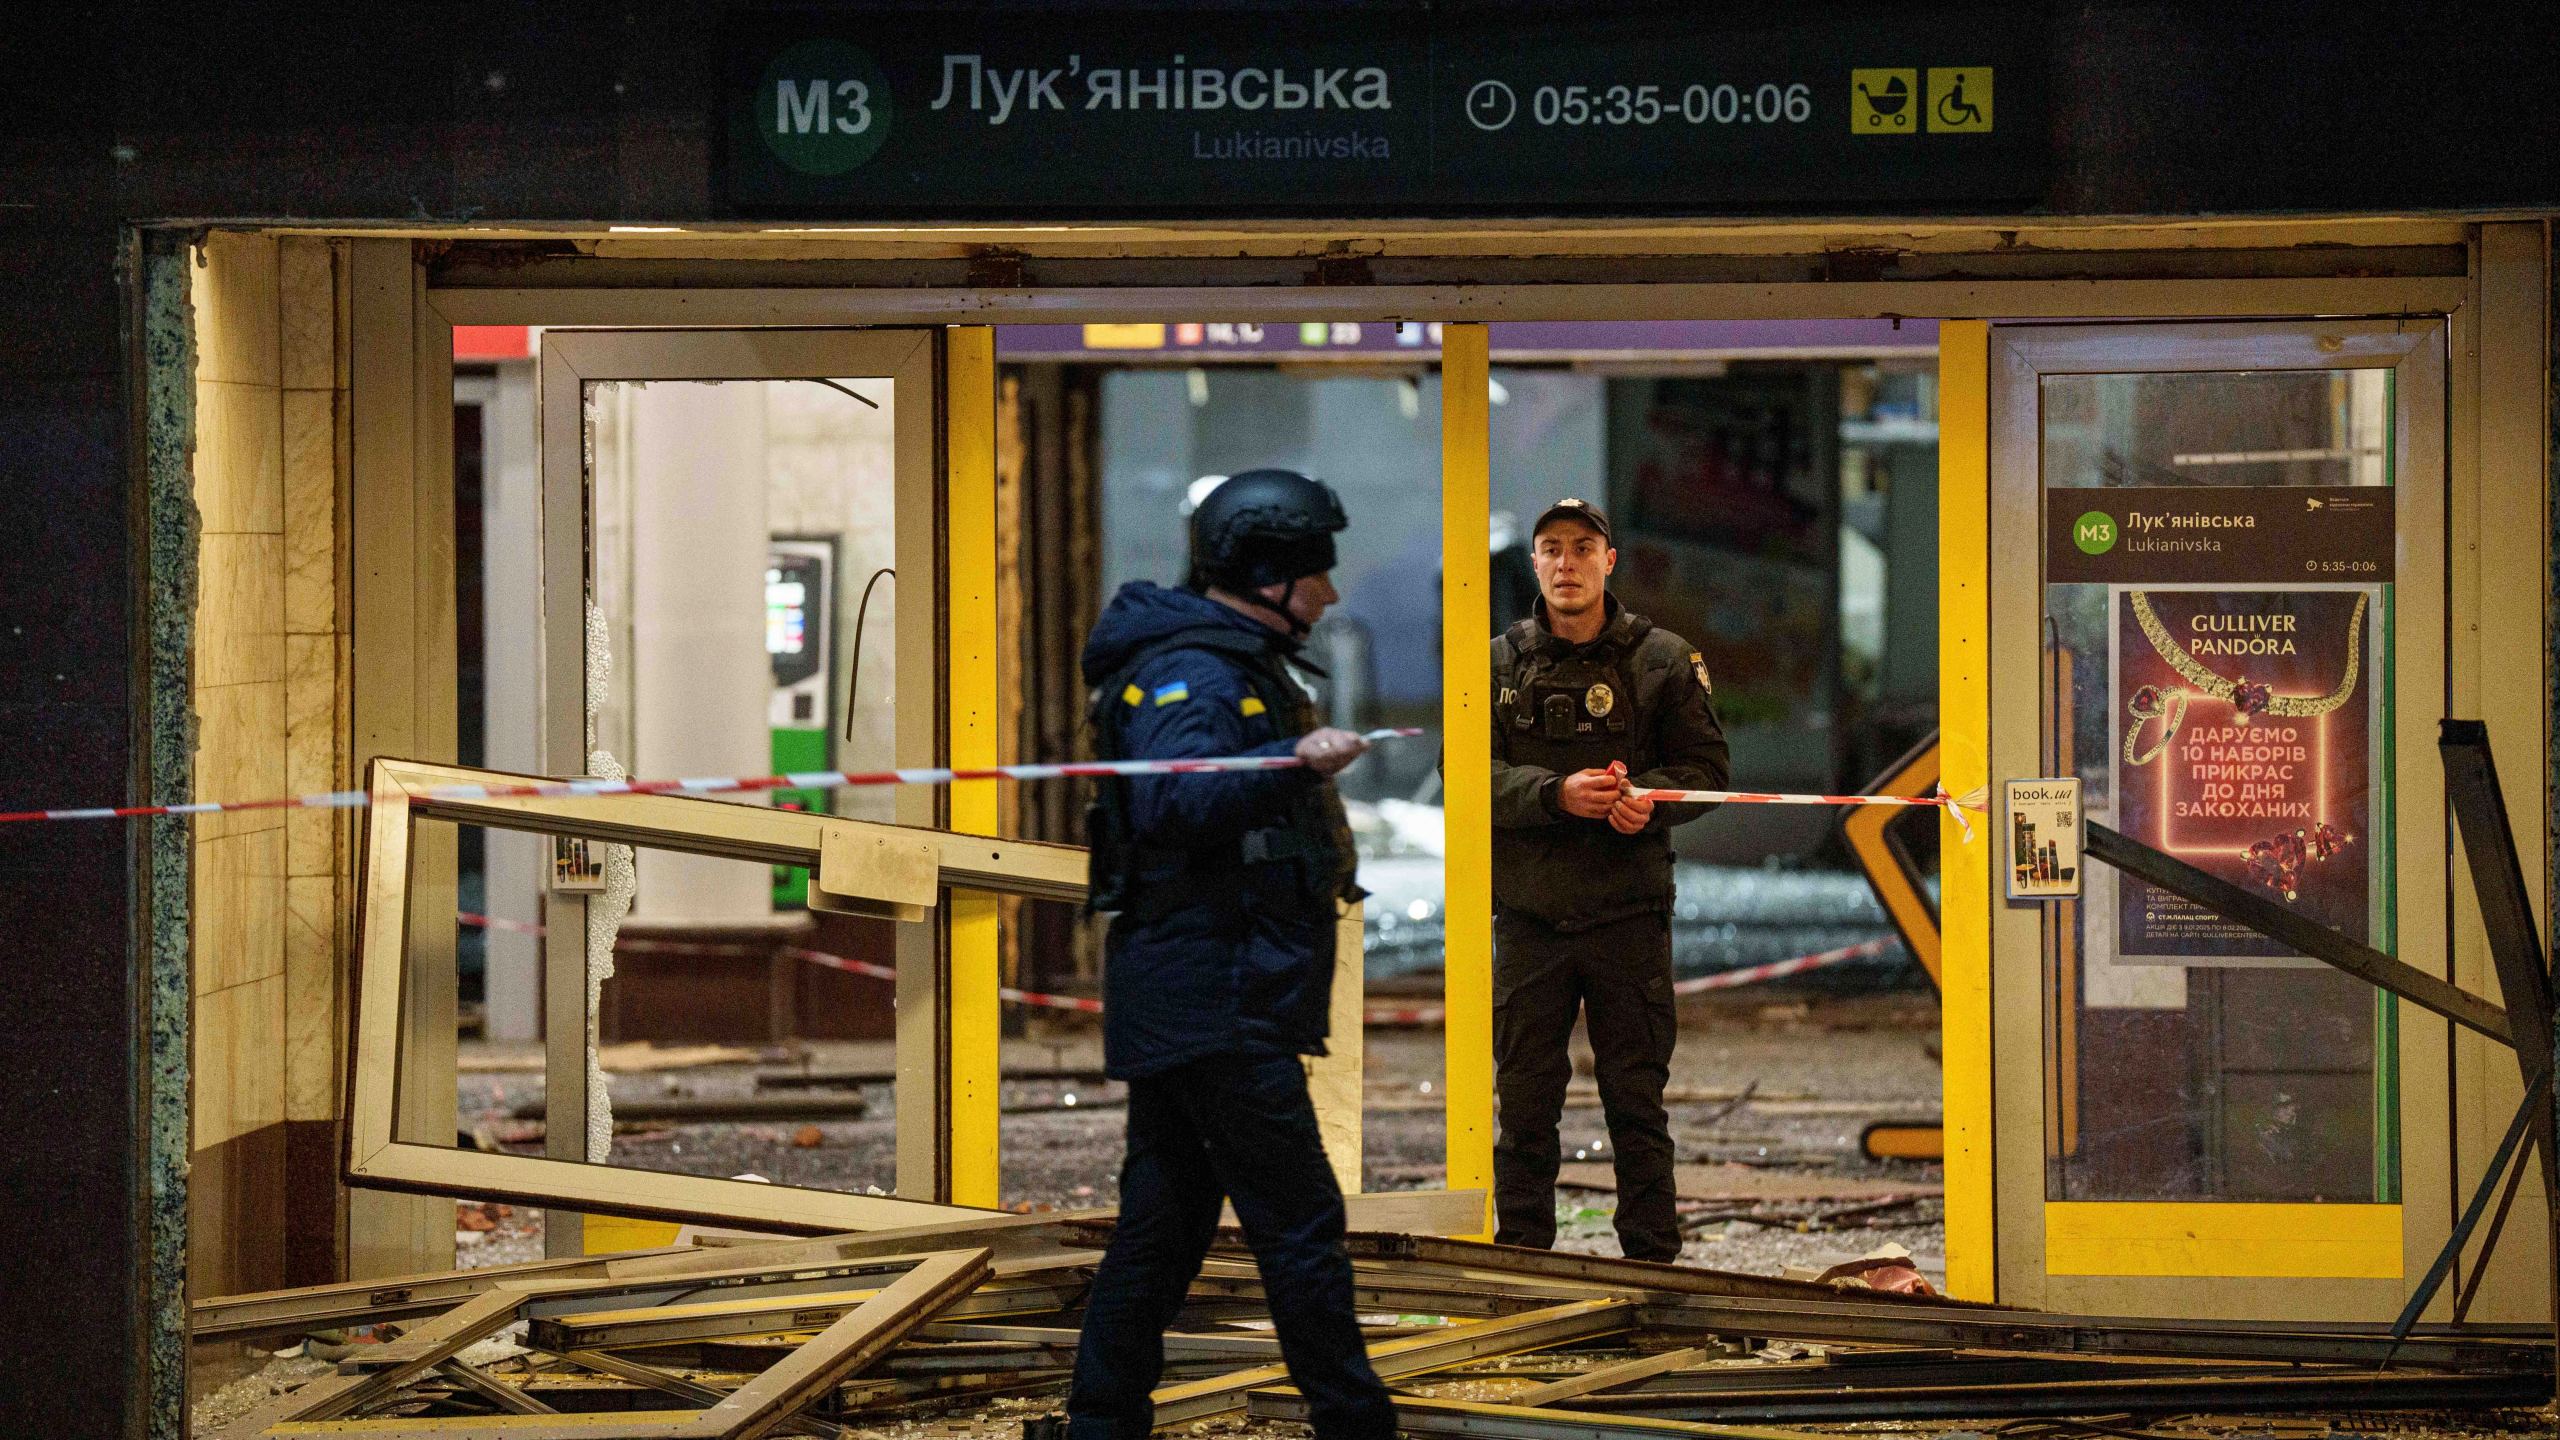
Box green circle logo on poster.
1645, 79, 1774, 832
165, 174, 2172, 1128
2072, 510, 2118, 555
756, 41, 893, 175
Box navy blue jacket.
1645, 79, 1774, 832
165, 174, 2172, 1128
1081, 582, 1346, 1079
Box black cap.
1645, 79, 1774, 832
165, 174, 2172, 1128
1532, 497, 1610, 542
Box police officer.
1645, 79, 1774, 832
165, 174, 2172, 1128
1064, 469, 1395, 1440
1490, 498, 1730, 1262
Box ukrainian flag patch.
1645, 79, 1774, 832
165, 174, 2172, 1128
1151, 681, 1190, 707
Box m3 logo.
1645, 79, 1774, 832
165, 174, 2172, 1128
757, 41, 893, 175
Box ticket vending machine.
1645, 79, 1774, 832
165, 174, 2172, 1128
767, 535, 838, 907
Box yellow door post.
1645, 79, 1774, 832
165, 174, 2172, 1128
946, 326, 1002, 1208
1440, 324, 1495, 1234
1937, 319, 1996, 1301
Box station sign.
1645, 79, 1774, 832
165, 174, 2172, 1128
724, 9, 2044, 214
2047, 487, 2395, 585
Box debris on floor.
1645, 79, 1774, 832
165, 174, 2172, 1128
190, 1213, 2553, 1439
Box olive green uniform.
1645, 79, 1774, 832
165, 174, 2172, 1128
1489, 597, 1730, 1259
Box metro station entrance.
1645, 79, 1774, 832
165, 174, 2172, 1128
166, 219, 2551, 1351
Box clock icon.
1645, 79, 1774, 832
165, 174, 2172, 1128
1465, 79, 1517, 132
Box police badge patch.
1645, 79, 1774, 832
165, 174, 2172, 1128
1585, 682, 1613, 718
1690, 651, 1713, 694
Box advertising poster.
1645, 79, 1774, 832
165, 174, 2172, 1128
2107, 585, 2378, 965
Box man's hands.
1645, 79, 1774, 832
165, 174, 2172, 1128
1558, 767, 1623, 819
1561, 763, 1655, 833
1295, 727, 1370, 777
1607, 789, 1655, 835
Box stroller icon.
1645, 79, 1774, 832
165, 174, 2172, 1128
1855, 74, 1913, 130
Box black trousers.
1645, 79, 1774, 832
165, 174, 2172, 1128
1491, 910, 1681, 1261
1066, 1052, 1395, 1440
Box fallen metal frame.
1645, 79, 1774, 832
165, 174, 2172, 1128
215, 1249, 972, 1434
524, 1280, 1080, 1354
1200, 1240, 2542, 1370
1149, 1298, 1634, 1426
1555, 1365, 2552, 1422
194, 1178, 2558, 1440
1509, 1348, 1718, 1407
190, 1211, 1107, 1343
223, 1248, 990, 1439
1248, 1387, 1826, 1440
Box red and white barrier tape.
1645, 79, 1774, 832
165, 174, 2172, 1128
1359, 936, 1901, 1024
0, 729, 1427, 825
1671, 935, 1897, 994
787, 945, 1107, 1015
1625, 774, 1980, 842
5, 735, 1990, 833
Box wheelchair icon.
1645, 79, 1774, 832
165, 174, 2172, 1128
1936, 73, 1984, 128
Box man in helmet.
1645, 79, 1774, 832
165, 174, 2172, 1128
1489, 498, 1730, 1263
1065, 469, 1394, 1440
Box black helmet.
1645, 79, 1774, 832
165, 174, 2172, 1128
1187, 468, 1348, 593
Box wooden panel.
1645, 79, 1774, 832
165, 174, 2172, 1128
284, 874, 340, 1122
278, 237, 337, 392
194, 681, 287, 841
194, 827, 285, 995
195, 975, 288, 1149
187, 1122, 287, 1301
283, 634, 336, 877
191, 227, 325, 1316
282, 1120, 348, 1287
196, 531, 286, 689
282, 388, 338, 635
346, 236, 456, 1279
192, 232, 279, 387
194, 380, 284, 535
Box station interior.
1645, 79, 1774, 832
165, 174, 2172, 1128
436, 317, 1945, 1239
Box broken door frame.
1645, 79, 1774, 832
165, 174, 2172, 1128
346, 756, 1085, 1231
532, 326, 945, 1244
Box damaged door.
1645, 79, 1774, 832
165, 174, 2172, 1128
1985, 319, 2451, 1318
534, 328, 945, 1250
